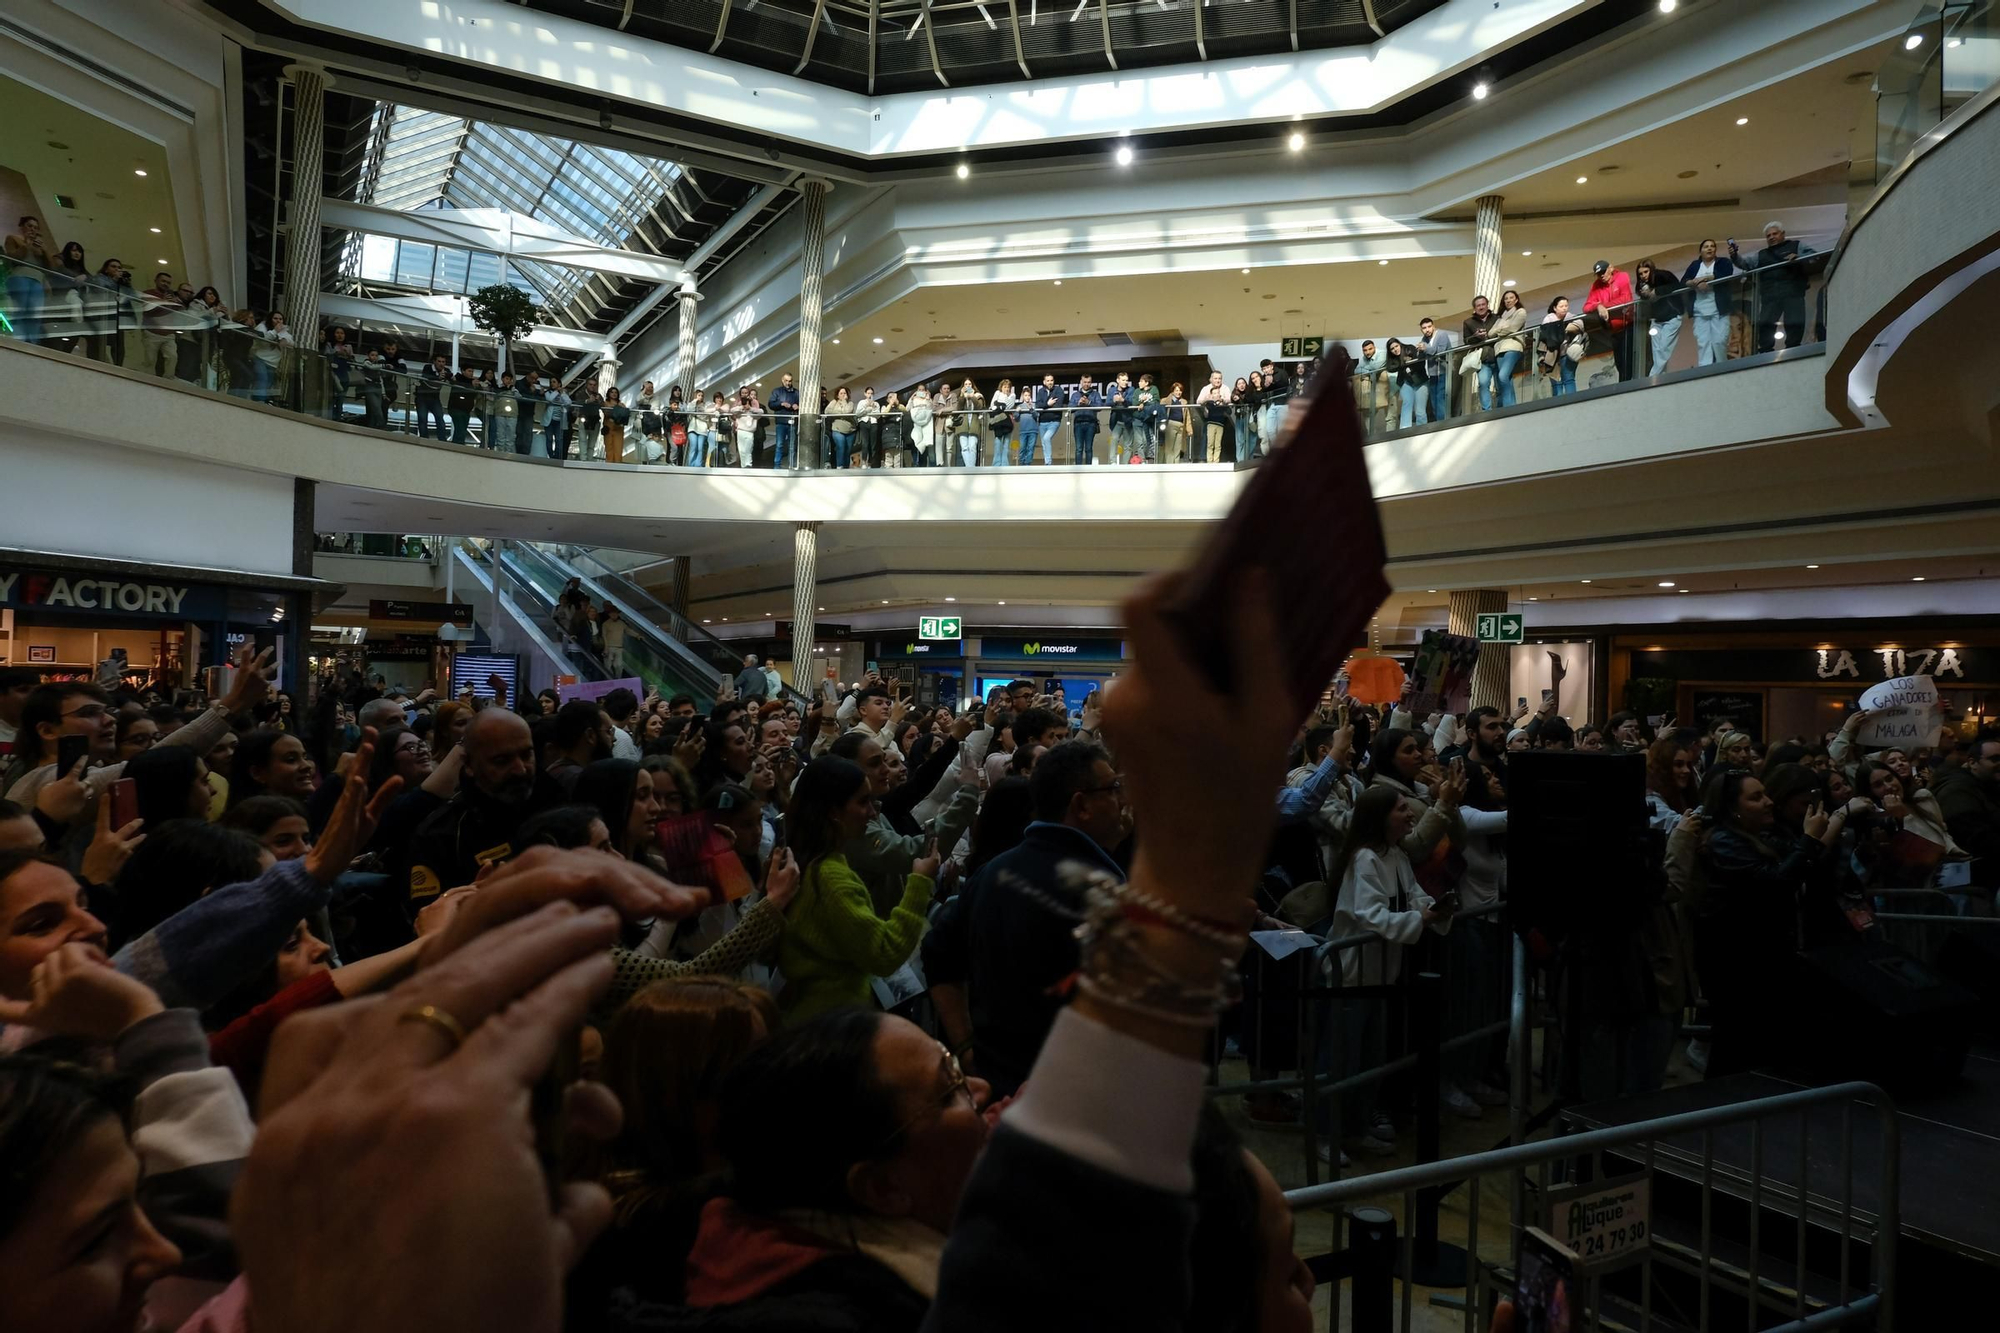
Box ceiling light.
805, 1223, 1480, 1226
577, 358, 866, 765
1657, 581, 1676, 587
1427, 589, 1437, 593
945, 596, 956, 602
1115, 145, 1134, 166
818, 606, 825, 611
1472, 82, 1489, 100
1912, 576, 1926, 582
1576, 175, 1589, 184
1053, 280, 1063, 286
1378, 259, 1390, 266
133, 168, 148, 177
1528, 596, 1539, 601
149, 226, 161, 234
702, 618, 711, 623
1678, 588, 1690, 593
955, 162, 969, 179
1806, 564, 1820, 569
831, 338, 840, 344
1905, 32, 1925, 50
157, 258, 168, 265
1580, 579, 1592, 584
1241, 267, 1250, 274
1502, 279, 1517, 288
998, 600, 1006, 605
1287, 132, 1305, 152
1948, 37, 1963, 48
872, 337, 883, 344
1521, 250, 1532, 256
1658, 0, 1678, 12
1735, 117, 1750, 126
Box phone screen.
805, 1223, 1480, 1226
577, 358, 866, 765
57, 733, 92, 778
1517, 1227, 1577, 1333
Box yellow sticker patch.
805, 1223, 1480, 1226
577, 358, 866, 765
409, 865, 443, 901
474, 842, 513, 867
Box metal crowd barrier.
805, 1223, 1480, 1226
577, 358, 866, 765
1288, 1080, 1900, 1333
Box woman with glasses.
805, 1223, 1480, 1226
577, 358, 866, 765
777, 756, 940, 1023
656, 1006, 990, 1328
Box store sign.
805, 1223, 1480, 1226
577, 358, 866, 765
979, 636, 1125, 662
1816, 646, 1965, 679
0, 571, 192, 615
1544, 1176, 1651, 1270
919, 615, 962, 641
872, 638, 964, 659
369, 599, 474, 632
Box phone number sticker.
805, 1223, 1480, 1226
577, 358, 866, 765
1543, 1176, 1651, 1272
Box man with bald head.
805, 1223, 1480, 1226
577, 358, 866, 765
403, 708, 559, 908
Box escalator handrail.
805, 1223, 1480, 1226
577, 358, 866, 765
516, 544, 745, 697
489, 547, 612, 681
456, 544, 592, 682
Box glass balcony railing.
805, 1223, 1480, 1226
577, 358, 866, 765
0, 246, 1829, 469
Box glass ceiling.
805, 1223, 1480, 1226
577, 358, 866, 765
339, 104, 682, 326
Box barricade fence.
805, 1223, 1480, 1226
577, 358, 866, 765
1285, 1081, 1899, 1333
1, 252, 1827, 468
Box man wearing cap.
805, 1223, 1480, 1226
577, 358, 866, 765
1729, 222, 1819, 355
1584, 260, 1637, 381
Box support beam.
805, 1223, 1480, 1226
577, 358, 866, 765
1289, 0, 1299, 52
1447, 590, 1511, 712
1192, 0, 1206, 61
281, 64, 329, 339
868, 0, 880, 94
793, 178, 831, 469
919, 0, 949, 88
791, 523, 818, 692
1099, 0, 1117, 70
1361, 0, 1385, 38
319, 198, 687, 283
710, 0, 734, 53
318, 292, 602, 353
794, 0, 829, 75
1005, 0, 1030, 78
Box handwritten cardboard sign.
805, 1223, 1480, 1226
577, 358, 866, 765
1856, 674, 1942, 749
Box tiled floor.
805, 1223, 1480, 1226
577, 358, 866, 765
1217, 1035, 1711, 1331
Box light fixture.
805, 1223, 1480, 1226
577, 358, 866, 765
831, 338, 841, 344
1580, 579, 1592, 584
945, 596, 956, 602
1913, 576, 1927, 582
1948, 36, 1963, 48
1053, 279, 1063, 286
1774, 329, 1786, 342
1657, 581, 1676, 587
1658, 0, 1678, 12
1378, 259, 1390, 266
1115, 145, 1134, 166
1905, 32, 1925, 50
1678, 588, 1690, 593
998, 600, 1006, 605
882, 600, 890, 605
1521, 250, 1532, 256
1287, 132, 1305, 152
955, 162, 969, 179
1472, 82, 1489, 100
702, 618, 711, 623
818, 606, 826, 611
157, 258, 168, 265
872, 337, 883, 344
1529, 596, 1539, 601
149, 226, 161, 234
1241, 267, 1250, 275
1735, 116, 1750, 126
1502, 279, 1517, 288
1576, 175, 1589, 184
1806, 564, 1820, 569
133, 168, 148, 177
1427, 588, 1437, 593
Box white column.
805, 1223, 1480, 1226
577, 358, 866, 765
791, 523, 819, 689
794, 178, 831, 470
674, 279, 701, 395
1472, 194, 1504, 310
280, 64, 330, 337
597, 345, 620, 397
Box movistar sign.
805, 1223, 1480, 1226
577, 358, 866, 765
981, 636, 1125, 663
1023, 642, 1076, 655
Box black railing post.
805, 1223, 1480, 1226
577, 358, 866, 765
1400, 969, 1470, 1287
1349, 1205, 1397, 1333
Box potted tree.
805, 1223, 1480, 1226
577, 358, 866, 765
467, 283, 546, 377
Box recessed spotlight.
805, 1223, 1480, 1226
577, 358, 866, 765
1287, 132, 1305, 152
1657, 581, 1676, 588
133, 168, 148, 177
157, 258, 168, 265
1241, 267, 1250, 274
721, 617, 728, 622
1904, 32, 1925, 50
1735, 117, 1750, 126
872, 337, 883, 344
998, 600, 1006, 605
1948, 37, 1963, 48
1658, 0, 1678, 12
882, 600, 890, 605
1912, 576, 1926, 582
945, 597, 956, 602
1580, 579, 1592, 584
1472, 82, 1489, 100
1503, 279, 1517, 288
955, 162, 969, 179
702, 618, 711, 623
1521, 250, 1532, 256
1378, 259, 1390, 266
1528, 596, 1539, 601
1115, 145, 1134, 166
831, 338, 840, 344
149, 226, 161, 234
1427, 589, 1437, 593
818, 606, 825, 611
1576, 175, 1589, 184
1053, 280, 1063, 286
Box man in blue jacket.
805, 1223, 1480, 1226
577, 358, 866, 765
767, 372, 800, 467
1729, 222, 1819, 355
922, 739, 1126, 1096
1105, 371, 1139, 463
1070, 373, 1104, 464
1032, 372, 1065, 465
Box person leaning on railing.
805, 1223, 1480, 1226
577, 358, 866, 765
1584, 260, 1637, 382
1634, 258, 1688, 376
1351, 339, 1391, 437
2, 214, 57, 344
1681, 238, 1739, 366
1729, 221, 1822, 354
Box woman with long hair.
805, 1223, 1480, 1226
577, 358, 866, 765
1645, 737, 1699, 832
1486, 288, 1530, 408
1539, 296, 1582, 397
963, 775, 1034, 878
777, 757, 938, 1022
226, 730, 313, 810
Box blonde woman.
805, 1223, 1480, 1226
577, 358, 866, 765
733, 390, 760, 467
955, 377, 984, 466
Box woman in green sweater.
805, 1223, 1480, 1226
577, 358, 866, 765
778, 756, 938, 1023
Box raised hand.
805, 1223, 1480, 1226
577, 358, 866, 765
80, 797, 146, 886
0, 942, 163, 1041
304, 729, 405, 886
764, 848, 801, 909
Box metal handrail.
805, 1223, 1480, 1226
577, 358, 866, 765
1287, 1080, 1901, 1333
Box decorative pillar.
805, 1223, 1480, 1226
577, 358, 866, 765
280, 65, 329, 338
794, 178, 831, 470
1471, 195, 1504, 417
669, 556, 691, 619
791, 523, 819, 689
1447, 589, 1511, 713
597, 345, 620, 397
674, 279, 701, 396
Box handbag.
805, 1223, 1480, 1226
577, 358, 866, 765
1564, 335, 1586, 364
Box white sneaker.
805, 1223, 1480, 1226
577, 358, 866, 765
1443, 1085, 1485, 1120
1347, 1133, 1396, 1159
1466, 1079, 1511, 1107
1685, 1039, 1711, 1074
1316, 1139, 1353, 1168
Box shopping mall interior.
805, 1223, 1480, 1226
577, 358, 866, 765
1, 0, 1997, 1330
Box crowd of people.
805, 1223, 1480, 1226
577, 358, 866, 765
0, 561, 1994, 1329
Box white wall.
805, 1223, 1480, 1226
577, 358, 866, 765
0, 425, 296, 574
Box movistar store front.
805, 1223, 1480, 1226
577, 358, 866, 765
971, 635, 1126, 704
868, 636, 965, 711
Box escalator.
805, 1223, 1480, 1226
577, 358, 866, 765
448, 543, 604, 691
492, 541, 722, 703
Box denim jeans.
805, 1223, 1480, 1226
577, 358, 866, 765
4, 276, 44, 343
1492, 350, 1521, 407
1036, 419, 1059, 464
1313, 997, 1389, 1138
491, 416, 515, 450
416, 398, 446, 438
1550, 359, 1577, 396
831, 428, 855, 468
1260, 403, 1285, 448
773, 416, 796, 468
1232, 413, 1255, 461
992, 425, 1012, 465
1015, 423, 1038, 464
1073, 420, 1098, 463
1428, 375, 1451, 422
1650, 315, 1684, 375
956, 432, 979, 467
1398, 380, 1427, 428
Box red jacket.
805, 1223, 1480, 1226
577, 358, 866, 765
1586, 269, 1635, 328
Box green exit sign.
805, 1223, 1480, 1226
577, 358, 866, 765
1476, 613, 1525, 645
919, 615, 962, 641
1280, 336, 1325, 359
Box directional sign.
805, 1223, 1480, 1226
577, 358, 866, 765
918, 615, 962, 641
1476, 612, 1525, 645
1280, 336, 1325, 359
